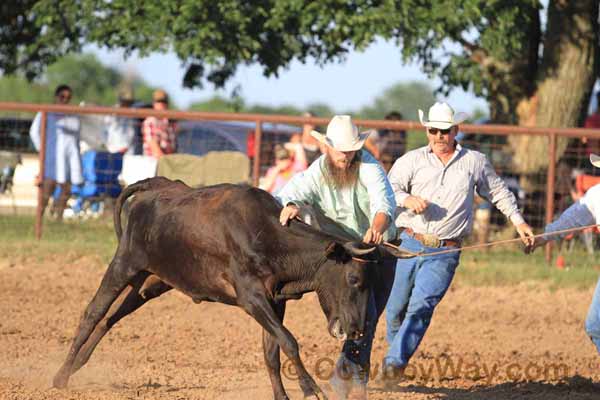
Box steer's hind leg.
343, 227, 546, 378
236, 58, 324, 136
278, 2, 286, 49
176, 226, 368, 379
262, 301, 288, 400
70, 274, 172, 374
53, 253, 143, 388
240, 284, 326, 400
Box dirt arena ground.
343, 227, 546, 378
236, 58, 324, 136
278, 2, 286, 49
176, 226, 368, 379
2, 254, 600, 400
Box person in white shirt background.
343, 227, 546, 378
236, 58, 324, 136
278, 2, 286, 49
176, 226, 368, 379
104, 87, 136, 155
29, 84, 83, 220
525, 153, 600, 353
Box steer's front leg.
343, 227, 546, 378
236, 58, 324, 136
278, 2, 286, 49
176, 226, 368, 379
239, 286, 327, 400
262, 301, 289, 400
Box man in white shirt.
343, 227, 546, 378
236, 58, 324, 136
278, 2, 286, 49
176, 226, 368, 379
104, 88, 136, 154
525, 153, 600, 353
29, 84, 83, 220
384, 102, 535, 385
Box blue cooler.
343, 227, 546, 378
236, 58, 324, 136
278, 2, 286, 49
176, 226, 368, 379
70, 151, 124, 214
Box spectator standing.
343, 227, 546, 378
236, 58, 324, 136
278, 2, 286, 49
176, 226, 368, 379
142, 89, 176, 159
260, 142, 307, 194
364, 111, 407, 172
29, 84, 83, 220
104, 87, 136, 154
301, 111, 323, 165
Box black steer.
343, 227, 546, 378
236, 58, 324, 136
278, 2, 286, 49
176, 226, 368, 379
53, 177, 413, 399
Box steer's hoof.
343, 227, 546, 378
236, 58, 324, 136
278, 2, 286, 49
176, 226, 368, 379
52, 373, 69, 389
302, 384, 328, 400
304, 390, 328, 400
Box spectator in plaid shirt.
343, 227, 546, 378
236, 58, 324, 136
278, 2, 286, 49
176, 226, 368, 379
142, 89, 176, 158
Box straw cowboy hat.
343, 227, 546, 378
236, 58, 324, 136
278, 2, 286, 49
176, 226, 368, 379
418, 102, 469, 130
310, 115, 370, 152
152, 89, 169, 103
590, 154, 600, 167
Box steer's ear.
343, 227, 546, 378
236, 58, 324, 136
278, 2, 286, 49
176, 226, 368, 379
325, 242, 352, 263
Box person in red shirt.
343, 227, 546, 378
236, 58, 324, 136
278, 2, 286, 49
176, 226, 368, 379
142, 89, 176, 158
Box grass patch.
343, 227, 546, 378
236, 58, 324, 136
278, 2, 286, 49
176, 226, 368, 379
0, 215, 117, 264
458, 247, 599, 289
1, 215, 599, 290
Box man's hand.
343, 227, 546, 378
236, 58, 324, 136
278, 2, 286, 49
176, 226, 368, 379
364, 212, 390, 244
363, 228, 384, 245
516, 223, 535, 247
279, 204, 300, 226
523, 236, 547, 254
404, 196, 429, 214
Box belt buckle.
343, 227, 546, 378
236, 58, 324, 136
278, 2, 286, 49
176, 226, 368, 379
421, 234, 441, 248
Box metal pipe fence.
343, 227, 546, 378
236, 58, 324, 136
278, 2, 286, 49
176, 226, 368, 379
1, 101, 600, 263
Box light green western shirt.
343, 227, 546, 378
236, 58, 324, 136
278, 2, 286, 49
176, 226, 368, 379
276, 151, 397, 240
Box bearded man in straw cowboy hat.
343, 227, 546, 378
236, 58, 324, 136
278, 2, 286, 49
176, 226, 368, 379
277, 115, 397, 399
524, 153, 600, 354
382, 102, 535, 385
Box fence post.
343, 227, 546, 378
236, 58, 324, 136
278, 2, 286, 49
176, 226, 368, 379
252, 120, 263, 187
35, 111, 47, 240
544, 131, 557, 263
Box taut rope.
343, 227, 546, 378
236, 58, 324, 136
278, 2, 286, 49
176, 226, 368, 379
384, 224, 600, 257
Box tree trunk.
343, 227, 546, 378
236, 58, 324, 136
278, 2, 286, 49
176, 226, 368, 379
508, 0, 599, 174
486, 3, 541, 124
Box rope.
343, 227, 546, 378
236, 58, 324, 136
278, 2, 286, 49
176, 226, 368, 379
383, 223, 600, 257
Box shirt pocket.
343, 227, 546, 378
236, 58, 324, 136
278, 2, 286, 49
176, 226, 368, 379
444, 169, 473, 192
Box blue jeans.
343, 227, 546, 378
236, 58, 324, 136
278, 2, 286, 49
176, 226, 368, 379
384, 232, 460, 367
585, 277, 600, 353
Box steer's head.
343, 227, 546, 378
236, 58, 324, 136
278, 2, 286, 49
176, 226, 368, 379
315, 241, 415, 341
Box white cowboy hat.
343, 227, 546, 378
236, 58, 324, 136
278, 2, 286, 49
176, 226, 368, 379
590, 153, 600, 167
310, 115, 370, 152
418, 102, 469, 130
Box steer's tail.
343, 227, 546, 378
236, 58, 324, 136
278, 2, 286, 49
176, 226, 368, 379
114, 177, 176, 240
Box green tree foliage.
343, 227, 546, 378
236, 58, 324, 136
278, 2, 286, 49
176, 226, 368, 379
0, 53, 158, 106
189, 96, 335, 117
0, 0, 58, 81
188, 96, 243, 113
9, 3, 594, 113
3, 1, 598, 161
357, 81, 435, 120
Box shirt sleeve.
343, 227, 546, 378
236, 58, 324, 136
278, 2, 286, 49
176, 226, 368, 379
544, 201, 595, 241
544, 184, 600, 240
359, 152, 396, 219
275, 157, 321, 207
475, 154, 525, 226
29, 112, 41, 152
387, 152, 413, 207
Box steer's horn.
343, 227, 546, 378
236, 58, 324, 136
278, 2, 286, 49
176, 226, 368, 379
343, 242, 378, 256
381, 242, 420, 259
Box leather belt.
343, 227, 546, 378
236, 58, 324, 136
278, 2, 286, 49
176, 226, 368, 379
404, 228, 462, 248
